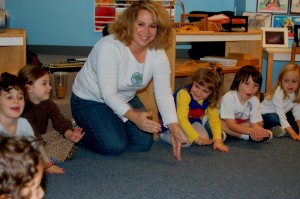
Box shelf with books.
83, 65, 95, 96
94, 0, 176, 32
174, 30, 263, 92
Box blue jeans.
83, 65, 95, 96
262, 111, 299, 132
70, 93, 153, 155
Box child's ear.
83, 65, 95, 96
25, 84, 33, 92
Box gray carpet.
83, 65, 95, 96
44, 136, 300, 199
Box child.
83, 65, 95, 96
220, 65, 273, 142
0, 72, 64, 174
0, 72, 33, 137
18, 65, 85, 163
0, 136, 45, 199
160, 64, 229, 152
261, 63, 300, 141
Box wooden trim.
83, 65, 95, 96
180, 14, 208, 31
291, 42, 300, 64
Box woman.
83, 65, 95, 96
71, 1, 185, 160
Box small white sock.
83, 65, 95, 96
240, 134, 249, 140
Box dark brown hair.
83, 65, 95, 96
230, 65, 262, 94
0, 72, 22, 94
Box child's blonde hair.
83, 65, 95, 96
265, 63, 300, 103
186, 63, 223, 109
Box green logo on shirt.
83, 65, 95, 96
131, 72, 143, 85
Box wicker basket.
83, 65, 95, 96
173, 22, 195, 29
172, 21, 222, 32
200, 57, 237, 67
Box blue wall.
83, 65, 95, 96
6, 0, 101, 46
6, 0, 234, 46
179, 0, 234, 14
234, 0, 245, 15
8, 0, 289, 92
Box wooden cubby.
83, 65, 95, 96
0, 29, 26, 75
174, 29, 263, 92
137, 30, 263, 123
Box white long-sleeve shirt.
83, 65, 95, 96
72, 35, 178, 126
260, 87, 300, 129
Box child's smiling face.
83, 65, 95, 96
26, 73, 52, 104
0, 87, 25, 119
190, 81, 212, 101
281, 70, 299, 94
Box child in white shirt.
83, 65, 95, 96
261, 63, 300, 141
220, 65, 272, 142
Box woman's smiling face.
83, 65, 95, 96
131, 9, 157, 49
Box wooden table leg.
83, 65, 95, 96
265, 52, 274, 94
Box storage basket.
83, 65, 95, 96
172, 21, 222, 32
200, 57, 237, 67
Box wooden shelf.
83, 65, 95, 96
175, 57, 259, 77
136, 30, 263, 123
176, 30, 262, 42
0, 29, 26, 75
46, 62, 84, 73
174, 30, 262, 92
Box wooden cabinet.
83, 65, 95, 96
175, 30, 263, 92
137, 30, 263, 124
0, 29, 26, 75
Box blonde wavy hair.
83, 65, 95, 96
108, 0, 173, 50
265, 63, 300, 103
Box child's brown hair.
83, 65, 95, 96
187, 63, 223, 109
0, 136, 43, 199
18, 65, 50, 100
